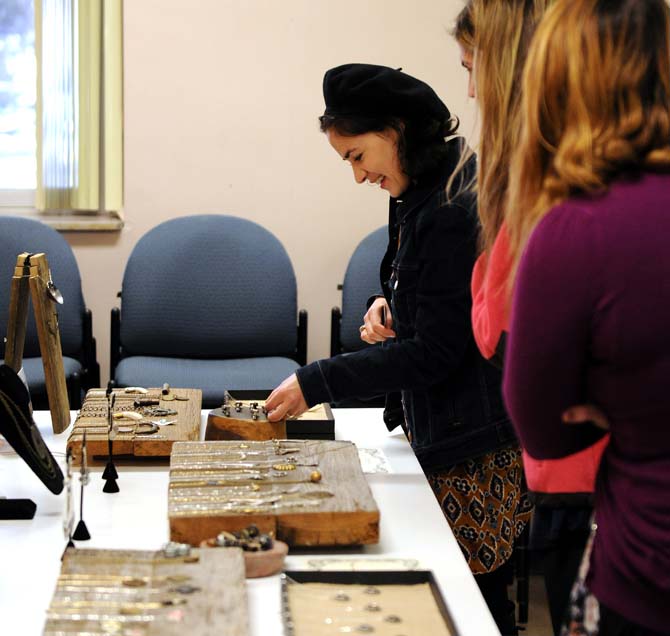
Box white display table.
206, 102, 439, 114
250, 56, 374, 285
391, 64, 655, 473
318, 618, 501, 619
0, 409, 499, 635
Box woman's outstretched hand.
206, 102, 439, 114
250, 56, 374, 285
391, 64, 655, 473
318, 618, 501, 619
360, 297, 396, 344
265, 374, 308, 422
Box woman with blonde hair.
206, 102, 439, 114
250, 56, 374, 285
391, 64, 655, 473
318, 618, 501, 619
454, 2, 612, 634
504, 0, 670, 633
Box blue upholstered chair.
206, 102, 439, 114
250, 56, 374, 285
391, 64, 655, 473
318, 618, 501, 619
330, 226, 387, 408
0, 216, 100, 408
110, 215, 307, 408
331, 226, 387, 356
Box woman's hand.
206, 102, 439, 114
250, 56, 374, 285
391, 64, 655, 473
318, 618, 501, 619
265, 374, 308, 422
360, 297, 396, 344
562, 404, 610, 430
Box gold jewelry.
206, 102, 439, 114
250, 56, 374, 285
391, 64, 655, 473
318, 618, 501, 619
57, 574, 191, 585
273, 463, 297, 471
49, 598, 187, 610
59, 554, 199, 566
113, 411, 144, 421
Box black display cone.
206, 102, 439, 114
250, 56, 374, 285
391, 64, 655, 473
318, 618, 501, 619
102, 461, 118, 481
72, 519, 91, 541
102, 477, 120, 493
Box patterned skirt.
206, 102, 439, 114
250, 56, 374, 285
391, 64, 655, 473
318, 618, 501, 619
427, 445, 532, 574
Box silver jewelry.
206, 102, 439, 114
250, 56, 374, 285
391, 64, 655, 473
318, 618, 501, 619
162, 542, 191, 559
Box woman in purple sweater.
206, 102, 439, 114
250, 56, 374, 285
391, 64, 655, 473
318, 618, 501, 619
503, 0, 670, 634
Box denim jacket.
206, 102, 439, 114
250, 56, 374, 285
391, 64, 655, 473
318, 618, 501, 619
297, 139, 517, 472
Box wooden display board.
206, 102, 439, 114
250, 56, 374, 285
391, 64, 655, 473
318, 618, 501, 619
43, 547, 248, 636
169, 440, 380, 547
66, 388, 202, 465
4, 252, 70, 433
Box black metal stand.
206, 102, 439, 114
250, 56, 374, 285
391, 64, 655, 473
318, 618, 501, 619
102, 454, 119, 493
102, 385, 119, 493
72, 430, 91, 541
72, 482, 90, 541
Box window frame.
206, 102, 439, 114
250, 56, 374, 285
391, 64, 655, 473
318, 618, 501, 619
0, 0, 123, 232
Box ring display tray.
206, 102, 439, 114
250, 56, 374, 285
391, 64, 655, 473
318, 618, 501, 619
206, 390, 335, 442
168, 440, 380, 547
66, 388, 202, 465
43, 547, 248, 636
281, 570, 459, 636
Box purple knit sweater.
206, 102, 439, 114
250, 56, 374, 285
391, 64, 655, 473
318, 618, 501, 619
503, 173, 670, 632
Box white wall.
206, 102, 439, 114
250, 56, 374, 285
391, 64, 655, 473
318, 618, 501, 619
66, 0, 477, 384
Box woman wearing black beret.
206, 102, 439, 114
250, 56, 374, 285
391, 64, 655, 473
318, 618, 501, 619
266, 63, 529, 634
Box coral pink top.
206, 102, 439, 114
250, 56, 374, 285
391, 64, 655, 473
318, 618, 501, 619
471, 223, 608, 494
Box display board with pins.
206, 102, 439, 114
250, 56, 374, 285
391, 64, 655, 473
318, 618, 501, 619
43, 546, 248, 636
67, 386, 202, 464
168, 439, 379, 547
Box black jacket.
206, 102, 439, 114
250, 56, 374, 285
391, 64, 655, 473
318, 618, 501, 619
297, 138, 517, 472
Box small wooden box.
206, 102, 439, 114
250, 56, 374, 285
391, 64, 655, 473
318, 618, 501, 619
205, 390, 334, 441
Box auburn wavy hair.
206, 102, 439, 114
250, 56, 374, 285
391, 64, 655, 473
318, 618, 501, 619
507, 0, 670, 273
469, 0, 552, 254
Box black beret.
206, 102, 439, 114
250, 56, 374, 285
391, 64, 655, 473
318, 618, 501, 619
323, 63, 451, 125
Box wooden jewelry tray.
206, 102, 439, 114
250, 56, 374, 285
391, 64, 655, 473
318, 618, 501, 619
168, 439, 379, 547
66, 387, 202, 465
43, 547, 248, 636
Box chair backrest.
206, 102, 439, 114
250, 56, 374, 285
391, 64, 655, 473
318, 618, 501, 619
120, 215, 298, 358
340, 226, 388, 353
0, 216, 85, 358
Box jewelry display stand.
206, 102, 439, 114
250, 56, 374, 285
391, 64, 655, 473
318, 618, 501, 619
168, 439, 380, 547
3, 252, 70, 432
0, 252, 67, 520
66, 387, 202, 464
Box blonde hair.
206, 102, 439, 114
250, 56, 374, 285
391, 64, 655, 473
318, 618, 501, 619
452, 1, 475, 52
471, 0, 553, 254
446, 2, 477, 200
507, 0, 670, 273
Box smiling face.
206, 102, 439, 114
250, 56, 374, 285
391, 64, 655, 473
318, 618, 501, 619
326, 128, 410, 197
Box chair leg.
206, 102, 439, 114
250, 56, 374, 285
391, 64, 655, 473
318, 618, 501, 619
515, 522, 531, 624
296, 309, 308, 366
110, 306, 122, 381
81, 308, 100, 389
330, 306, 342, 357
